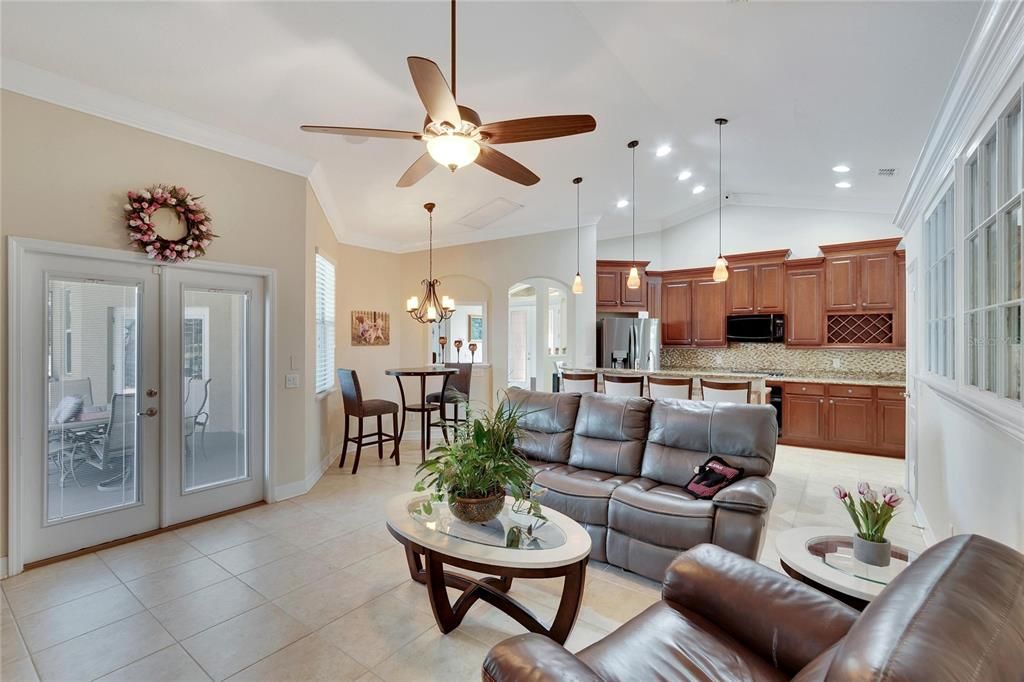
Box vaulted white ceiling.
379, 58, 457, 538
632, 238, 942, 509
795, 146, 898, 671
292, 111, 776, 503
2, 1, 979, 252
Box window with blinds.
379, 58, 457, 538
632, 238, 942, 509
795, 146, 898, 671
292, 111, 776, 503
314, 253, 336, 393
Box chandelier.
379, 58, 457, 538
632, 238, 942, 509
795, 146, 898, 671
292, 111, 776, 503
406, 202, 455, 323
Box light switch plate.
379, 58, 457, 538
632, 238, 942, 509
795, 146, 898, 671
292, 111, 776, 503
285, 373, 300, 389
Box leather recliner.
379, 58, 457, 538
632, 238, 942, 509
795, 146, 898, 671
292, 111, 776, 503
483, 534, 1024, 681
505, 388, 778, 580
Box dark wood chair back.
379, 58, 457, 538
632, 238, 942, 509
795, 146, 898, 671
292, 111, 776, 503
603, 374, 645, 397
648, 376, 693, 400
337, 368, 365, 416
562, 372, 598, 393
700, 379, 752, 404
444, 362, 473, 397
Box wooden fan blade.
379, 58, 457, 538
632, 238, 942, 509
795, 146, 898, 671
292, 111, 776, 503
397, 152, 438, 188
475, 146, 540, 186
407, 57, 461, 127
477, 115, 596, 144
300, 125, 421, 140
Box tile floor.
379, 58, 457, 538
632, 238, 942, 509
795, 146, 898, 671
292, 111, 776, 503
1, 444, 925, 682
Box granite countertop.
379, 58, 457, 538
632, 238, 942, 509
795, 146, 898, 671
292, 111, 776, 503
566, 367, 905, 387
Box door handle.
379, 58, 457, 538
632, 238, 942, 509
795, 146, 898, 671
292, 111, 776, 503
137, 407, 158, 417
146, 388, 158, 397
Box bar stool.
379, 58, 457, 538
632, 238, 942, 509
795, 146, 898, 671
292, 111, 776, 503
561, 371, 598, 393
603, 374, 644, 397
700, 379, 752, 404
337, 368, 400, 474
648, 376, 693, 400
427, 362, 473, 444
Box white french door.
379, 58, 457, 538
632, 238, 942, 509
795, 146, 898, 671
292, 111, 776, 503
10, 239, 268, 568
161, 269, 265, 525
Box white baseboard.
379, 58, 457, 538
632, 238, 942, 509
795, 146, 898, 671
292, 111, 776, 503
273, 450, 336, 502
0, 557, 8, 579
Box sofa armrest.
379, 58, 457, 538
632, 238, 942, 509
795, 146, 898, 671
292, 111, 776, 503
663, 544, 858, 676
483, 634, 601, 682
712, 476, 776, 513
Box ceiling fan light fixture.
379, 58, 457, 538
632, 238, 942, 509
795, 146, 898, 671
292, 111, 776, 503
426, 132, 480, 171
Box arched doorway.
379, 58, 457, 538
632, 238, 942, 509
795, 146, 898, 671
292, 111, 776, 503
507, 278, 571, 391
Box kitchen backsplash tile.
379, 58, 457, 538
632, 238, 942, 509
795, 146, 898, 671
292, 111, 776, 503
661, 343, 905, 375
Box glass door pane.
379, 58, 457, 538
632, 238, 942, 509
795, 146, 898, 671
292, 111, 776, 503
182, 289, 249, 492
46, 279, 140, 521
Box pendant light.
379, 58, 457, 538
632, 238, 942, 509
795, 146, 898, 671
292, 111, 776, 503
626, 140, 641, 289
572, 176, 584, 294
712, 118, 729, 283
406, 202, 455, 323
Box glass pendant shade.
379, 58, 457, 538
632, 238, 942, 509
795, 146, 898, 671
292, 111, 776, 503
427, 133, 480, 171
626, 265, 641, 289
713, 256, 729, 282
572, 272, 584, 294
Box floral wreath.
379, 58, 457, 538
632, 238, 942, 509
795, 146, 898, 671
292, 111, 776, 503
124, 184, 216, 263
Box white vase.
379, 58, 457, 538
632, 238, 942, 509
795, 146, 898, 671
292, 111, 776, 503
853, 535, 892, 567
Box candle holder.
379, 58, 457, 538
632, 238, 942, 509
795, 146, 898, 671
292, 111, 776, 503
468, 342, 478, 363
438, 336, 447, 364
453, 339, 464, 362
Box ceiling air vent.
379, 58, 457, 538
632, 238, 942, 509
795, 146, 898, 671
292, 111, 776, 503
457, 197, 524, 229
877, 168, 897, 177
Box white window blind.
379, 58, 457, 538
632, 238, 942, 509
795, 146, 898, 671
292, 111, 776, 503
314, 253, 336, 393
925, 186, 955, 379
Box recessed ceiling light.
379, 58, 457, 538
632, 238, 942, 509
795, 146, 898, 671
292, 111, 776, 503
677, 170, 692, 181
835, 181, 852, 189
692, 185, 706, 194
616, 199, 629, 208
655, 145, 672, 157
832, 164, 851, 173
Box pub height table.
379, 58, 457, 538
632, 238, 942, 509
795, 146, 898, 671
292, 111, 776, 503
385, 366, 458, 462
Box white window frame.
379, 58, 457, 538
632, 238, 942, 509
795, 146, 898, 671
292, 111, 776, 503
958, 90, 1024, 409
314, 251, 336, 394
924, 182, 955, 381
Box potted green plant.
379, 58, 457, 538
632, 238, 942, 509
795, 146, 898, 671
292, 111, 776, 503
415, 398, 542, 525
834, 482, 903, 567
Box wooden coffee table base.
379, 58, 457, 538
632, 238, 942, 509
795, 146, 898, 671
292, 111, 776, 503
388, 526, 588, 644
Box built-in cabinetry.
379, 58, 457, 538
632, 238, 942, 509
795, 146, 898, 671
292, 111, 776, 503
776, 381, 906, 457
725, 249, 789, 314
628, 239, 905, 349
649, 267, 727, 347
596, 260, 650, 312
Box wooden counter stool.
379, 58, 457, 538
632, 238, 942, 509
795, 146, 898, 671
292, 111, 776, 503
700, 379, 752, 404
603, 374, 644, 397
427, 362, 473, 444
561, 372, 598, 393
648, 376, 693, 400
337, 368, 399, 474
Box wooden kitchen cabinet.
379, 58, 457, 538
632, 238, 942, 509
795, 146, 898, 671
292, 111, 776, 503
821, 238, 902, 314
785, 259, 825, 346
660, 279, 692, 345
827, 396, 874, 450
692, 278, 727, 346
596, 260, 649, 312
783, 392, 827, 443
646, 275, 662, 320
725, 250, 789, 314
779, 382, 905, 457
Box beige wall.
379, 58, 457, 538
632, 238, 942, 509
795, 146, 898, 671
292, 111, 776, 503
2, 91, 314, 562
304, 184, 403, 475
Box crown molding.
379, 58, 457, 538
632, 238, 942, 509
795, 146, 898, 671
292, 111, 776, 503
895, 1, 1024, 230
2, 60, 316, 178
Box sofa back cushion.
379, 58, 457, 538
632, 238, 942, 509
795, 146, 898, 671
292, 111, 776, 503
568, 393, 652, 476
641, 400, 776, 487
825, 534, 1024, 681
505, 387, 581, 464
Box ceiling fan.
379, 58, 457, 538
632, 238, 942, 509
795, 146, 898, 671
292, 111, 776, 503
300, 0, 596, 187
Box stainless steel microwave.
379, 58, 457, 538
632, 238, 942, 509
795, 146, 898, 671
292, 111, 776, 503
726, 314, 785, 342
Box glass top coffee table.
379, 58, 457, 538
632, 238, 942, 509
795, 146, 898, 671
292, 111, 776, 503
776, 526, 918, 610
386, 492, 592, 644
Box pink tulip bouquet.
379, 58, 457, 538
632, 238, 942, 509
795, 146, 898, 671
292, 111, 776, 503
833, 482, 902, 543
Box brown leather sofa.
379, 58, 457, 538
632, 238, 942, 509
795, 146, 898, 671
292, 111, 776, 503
483, 534, 1024, 681
506, 387, 778, 580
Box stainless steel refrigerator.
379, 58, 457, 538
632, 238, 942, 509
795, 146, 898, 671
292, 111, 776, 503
597, 318, 661, 371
